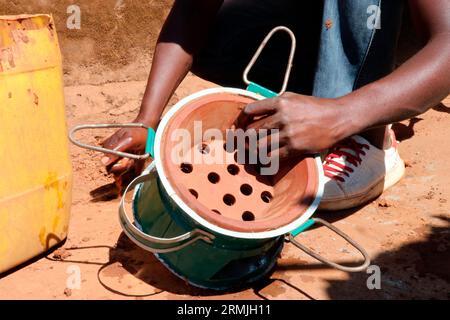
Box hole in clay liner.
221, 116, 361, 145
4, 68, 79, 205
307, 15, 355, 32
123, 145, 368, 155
212, 209, 221, 215
223, 194, 236, 206
227, 164, 240, 176
223, 141, 235, 153
198, 143, 210, 155
240, 184, 253, 196
233, 151, 245, 164
180, 163, 193, 174
242, 211, 255, 221
233, 150, 251, 165
261, 191, 273, 203
189, 189, 198, 199
208, 172, 220, 184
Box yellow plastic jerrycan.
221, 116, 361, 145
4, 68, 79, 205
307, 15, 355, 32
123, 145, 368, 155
0, 14, 73, 273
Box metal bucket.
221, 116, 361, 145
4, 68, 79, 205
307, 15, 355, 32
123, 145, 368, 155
126, 162, 285, 290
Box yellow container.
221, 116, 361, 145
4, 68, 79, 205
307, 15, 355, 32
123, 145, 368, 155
0, 14, 72, 273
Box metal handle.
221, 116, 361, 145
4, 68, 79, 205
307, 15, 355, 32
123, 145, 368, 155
288, 218, 371, 272
69, 123, 154, 160
243, 26, 296, 96
119, 164, 215, 253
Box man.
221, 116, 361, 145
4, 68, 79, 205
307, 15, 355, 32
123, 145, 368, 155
101, 0, 450, 210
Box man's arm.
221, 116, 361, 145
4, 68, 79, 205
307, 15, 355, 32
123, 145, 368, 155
136, 0, 223, 126
240, 0, 450, 158
101, 0, 223, 175
342, 0, 450, 133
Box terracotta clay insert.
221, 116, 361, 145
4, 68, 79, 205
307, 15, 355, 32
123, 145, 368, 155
160, 92, 319, 233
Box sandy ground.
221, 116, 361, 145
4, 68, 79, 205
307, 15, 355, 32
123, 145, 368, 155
0, 73, 449, 300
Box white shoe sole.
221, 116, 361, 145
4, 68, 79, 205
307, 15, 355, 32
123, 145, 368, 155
319, 157, 405, 211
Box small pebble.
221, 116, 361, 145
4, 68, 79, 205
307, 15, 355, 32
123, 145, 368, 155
64, 288, 72, 297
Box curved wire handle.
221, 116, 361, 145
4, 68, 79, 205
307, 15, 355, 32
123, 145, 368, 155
119, 164, 216, 253
288, 218, 371, 273
243, 26, 296, 96
69, 123, 152, 160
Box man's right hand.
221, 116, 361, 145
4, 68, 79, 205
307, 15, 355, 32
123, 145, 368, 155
101, 125, 149, 177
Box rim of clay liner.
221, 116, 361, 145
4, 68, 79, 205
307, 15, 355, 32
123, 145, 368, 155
154, 87, 324, 240
0, 14, 52, 21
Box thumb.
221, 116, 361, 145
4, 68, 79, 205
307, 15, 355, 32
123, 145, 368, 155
101, 136, 134, 167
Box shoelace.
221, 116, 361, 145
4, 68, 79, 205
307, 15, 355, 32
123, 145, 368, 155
323, 138, 370, 182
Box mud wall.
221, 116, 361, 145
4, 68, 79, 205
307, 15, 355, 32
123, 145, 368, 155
1, 0, 173, 85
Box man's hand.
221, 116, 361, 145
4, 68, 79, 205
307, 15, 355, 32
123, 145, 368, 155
101, 125, 148, 177
237, 92, 354, 159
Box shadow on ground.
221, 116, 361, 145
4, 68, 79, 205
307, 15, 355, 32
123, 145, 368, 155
96, 204, 372, 298
325, 215, 450, 299
392, 118, 423, 142
96, 233, 285, 297
433, 103, 450, 114
39, 214, 449, 299
102, 233, 220, 297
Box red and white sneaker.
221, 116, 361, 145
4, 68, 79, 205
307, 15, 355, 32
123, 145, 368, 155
319, 131, 405, 211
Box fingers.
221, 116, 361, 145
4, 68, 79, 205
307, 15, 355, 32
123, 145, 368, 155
109, 158, 134, 175
101, 134, 134, 167
102, 137, 133, 167
104, 137, 134, 172
109, 157, 144, 179
97, 128, 149, 188
241, 131, 287, 163
269, 146, 291, 161
246, 114, 282, 130
256, 131, 285, 153
236, 97, 279, 129
101, 132, 122, 166
245, 98, 278, 115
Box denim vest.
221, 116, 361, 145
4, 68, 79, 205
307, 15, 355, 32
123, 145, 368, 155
313, 0, 404, 98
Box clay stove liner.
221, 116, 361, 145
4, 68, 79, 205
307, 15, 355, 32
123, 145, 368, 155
159, 92, 319, 233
